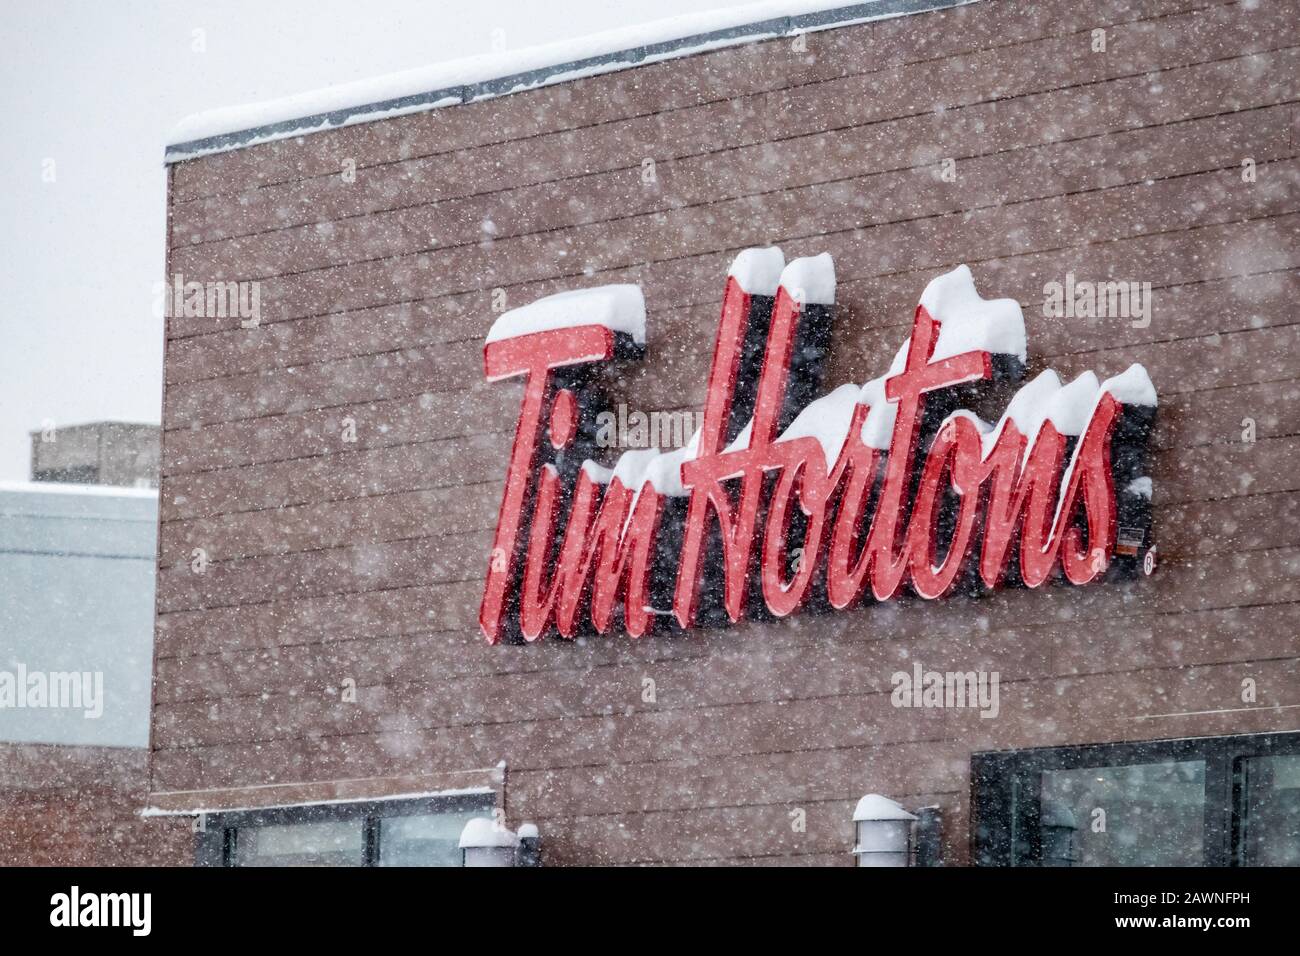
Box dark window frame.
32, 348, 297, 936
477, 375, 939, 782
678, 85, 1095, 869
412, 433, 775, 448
195, 792, 496, 867
971, 731, 1300, 867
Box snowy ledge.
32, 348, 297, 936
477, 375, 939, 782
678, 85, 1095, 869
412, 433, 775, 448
142, 764, 501, 816
141, 768, 505, 816
140, 786, 495, 818
166, 0, 977, 163
0, 480, 158, 500
486, 284, 646, 346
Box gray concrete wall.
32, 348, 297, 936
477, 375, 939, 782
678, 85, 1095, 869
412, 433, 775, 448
0, 483, 157, 746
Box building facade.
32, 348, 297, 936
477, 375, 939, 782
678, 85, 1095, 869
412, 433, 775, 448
0, 462, 188, 865
149, 0, 1300, 865
30, 422, 160, 489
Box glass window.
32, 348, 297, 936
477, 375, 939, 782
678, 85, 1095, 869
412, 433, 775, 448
199, 794, 497, 867
973, 732, 1300, 867
1238, 754, 1300, 866
377, 810, 484, 867
1040, 760, 1205, 866
233, 819, 365, 867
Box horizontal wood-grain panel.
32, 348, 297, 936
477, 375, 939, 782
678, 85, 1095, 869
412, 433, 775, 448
155, 263, 1298, 512
147, 547, 1299, 753
164, 46, 1300, 338
149, 651, 1300, 794
160, 171, 1299, 433
168, 0, 1216, 202
160, 430, 511, 522
154, 367, 1297, 528
163, 337, 483, 429
158, 481, 501, 565
162, 104, 1296, 389
508, 739, 967, 824
161, 383, 520, 476
149, 411, 1300, 616
170, 1, 1292, 273
150, 601, 1300, 712
155, 529, 495, 614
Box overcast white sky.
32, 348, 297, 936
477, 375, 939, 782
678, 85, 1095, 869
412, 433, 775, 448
0, 0, 748, 482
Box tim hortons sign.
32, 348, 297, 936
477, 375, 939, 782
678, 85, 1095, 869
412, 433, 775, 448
478, 249, 1157, 644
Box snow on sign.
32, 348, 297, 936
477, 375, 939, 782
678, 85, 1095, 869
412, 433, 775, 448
478, 249, 1157, 644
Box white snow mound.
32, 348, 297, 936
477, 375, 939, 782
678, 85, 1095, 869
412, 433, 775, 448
920, 264, 1027, 363
728, 247, 786, 296
1101, 364, 1158, 407
458, 817, 519, 848
775, 382, 861, 471
779, 253, 836, 305
485, 285, 646, 345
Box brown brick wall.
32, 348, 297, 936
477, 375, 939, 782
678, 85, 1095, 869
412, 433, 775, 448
0, 745, 191, 866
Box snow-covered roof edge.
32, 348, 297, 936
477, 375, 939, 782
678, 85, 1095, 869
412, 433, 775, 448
165, 0, 978, 163
0, 480, 158, 500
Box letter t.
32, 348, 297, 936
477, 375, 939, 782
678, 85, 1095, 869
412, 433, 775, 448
479, 326, 618, 643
